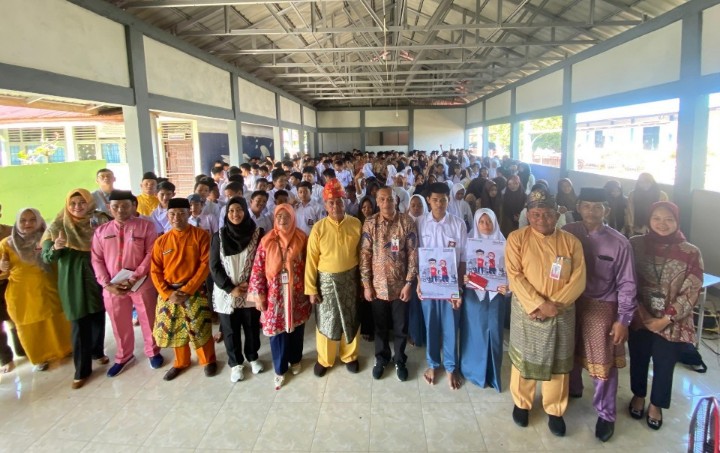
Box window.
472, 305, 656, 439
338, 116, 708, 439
518, 116, 562, 168
467, 127, 483, 155
6, 127, 66, 164
487, 123, 510, 158
282, 128, 300, 157
706, 93, 720, 192
574, 99, 679, 184
74, 124, 127, 163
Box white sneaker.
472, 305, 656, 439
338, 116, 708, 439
290, 362, 302, 375
230, 364, 245, 383
250, 360, 264, 374
274, 374, 285, 390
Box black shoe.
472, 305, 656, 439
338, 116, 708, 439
629, 396, 645, 420
204, 362, 217, 377
372, 360, 386, 380
512, 405, 529, 427
595, 417, 614, 442
548, 415, 566, 437
163, 367, 183, 381
395, 363, 408, 382
345, 360, 360, 374
569, 392, 583, 399
646, 406, 663, 431
313, 361, 327, 377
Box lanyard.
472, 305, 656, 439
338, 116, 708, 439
274, 237, 291, 271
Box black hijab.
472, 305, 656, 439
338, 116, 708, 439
358, 196, 378, 225
220, 196, 257, 255
632, 173, 662, 230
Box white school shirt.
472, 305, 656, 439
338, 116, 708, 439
417, 212, 467, 266
336, 169, 353, 188
294, 201, 326, 236
249, 210, 273, 232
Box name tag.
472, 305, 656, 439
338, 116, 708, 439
280, 270, 289, 284
550, 256, 572, 280
391, 237, 400, 253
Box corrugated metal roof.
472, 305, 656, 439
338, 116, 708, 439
106, 0, 687, 108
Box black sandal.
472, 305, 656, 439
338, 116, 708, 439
629, 396, 644, 420
646, 405, 663, 430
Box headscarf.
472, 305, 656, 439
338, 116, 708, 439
358, 196, 378, 225
43, 188, 109, 251
220, 196, 257, 256
645, 201, 686, 245
408, 194, 428, 221
517, 163, 532, 192
469, 208, 506, 298
260, 204, 307, 281
362, 162, 375, 178
448, 183, 466, 218
493, 175, 507, 193
556, 178, 578, 210
9, 208, 49, 271
480, 180, 502, 217
501, 175, 526, 221
631, 172, 662, 230
386, 164, 398, 186
604, 180, 628, 232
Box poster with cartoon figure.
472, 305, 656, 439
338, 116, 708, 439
418, 247, 459, 300
465, 238, 508, 292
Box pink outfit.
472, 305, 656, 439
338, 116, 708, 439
91, 217, 160, 363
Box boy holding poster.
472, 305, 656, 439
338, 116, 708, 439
417, 182, 467, 390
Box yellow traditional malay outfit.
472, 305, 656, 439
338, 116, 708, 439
0, 208, 72, 366
505, 189, 586, 434
305, 180, 362, 371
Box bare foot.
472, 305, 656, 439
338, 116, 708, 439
0, 361, 15, 374
447, 371, 462, 390
423, 368, 436, 385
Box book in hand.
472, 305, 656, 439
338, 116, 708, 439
110, 269, 147, 292
466, 272, 488, 291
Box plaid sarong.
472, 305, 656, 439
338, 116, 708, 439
576, 297, 626, 379
508, 294, 575, 381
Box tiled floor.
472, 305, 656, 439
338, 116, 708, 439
0, 314, 717, 452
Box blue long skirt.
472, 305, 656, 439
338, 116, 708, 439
460, 290, 505, 392
407, 281, 426, 347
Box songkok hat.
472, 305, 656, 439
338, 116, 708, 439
526, 188, 557, 210
577, 187, 607, 203
108, 190, 135, 201
167, 198, 190, 210
323, 178, 345, 200
187, 193, 204, 204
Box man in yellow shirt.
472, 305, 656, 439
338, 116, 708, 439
305, 179, 362, 377
505, 188, 586, 437
136, 172, 159, 217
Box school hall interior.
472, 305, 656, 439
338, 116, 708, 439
1, 0, 720, 451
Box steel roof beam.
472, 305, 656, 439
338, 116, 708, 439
123, 0, 345, 8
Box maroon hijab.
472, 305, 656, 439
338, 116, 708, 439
645, 201, 686, 245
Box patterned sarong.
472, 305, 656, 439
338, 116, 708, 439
508, 294, 575, 381
576, 297, 626, 379
315, 267, 359, 342
153, 294, 213, 349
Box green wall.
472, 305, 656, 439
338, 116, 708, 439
0, 160, 105, 224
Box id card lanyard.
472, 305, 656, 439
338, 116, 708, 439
275, 237, 293, 333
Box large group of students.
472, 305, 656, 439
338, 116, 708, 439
0, 148, 703, 444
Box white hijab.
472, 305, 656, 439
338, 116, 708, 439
408, 194, 429, 221
469, 208, 506, 298
447, 183, 465, 218
362, 162, 375, 178
386, 164, 398, 186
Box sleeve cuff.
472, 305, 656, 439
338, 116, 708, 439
617, 313, 634, 327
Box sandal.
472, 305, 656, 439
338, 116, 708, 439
629, 396, 644, 420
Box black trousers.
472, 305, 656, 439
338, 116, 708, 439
372, 298, 408, 365
71, 311, 106, 380
269, 323, 305, 375
628, 328, 682, 409
219, 307, 261, 367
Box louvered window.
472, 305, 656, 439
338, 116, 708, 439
74, 124, 127, 163
7, 127, 67, 164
